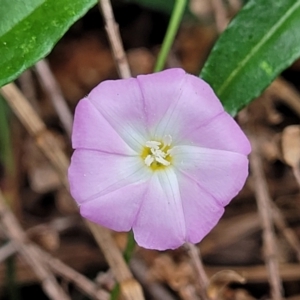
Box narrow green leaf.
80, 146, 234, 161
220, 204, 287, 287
0, 0, 97, 88
200, 0, 300, 116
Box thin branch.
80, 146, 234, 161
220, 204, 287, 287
249, 136, 284, 300
88, 222, 145, 300
0, 189, 71, 300
98, 0, 131, 78
228, 0, 241, 13
0, 227, 110, 299
36, 246, 110, 300
210, 0, 229, 33
0, 83, 69, 187
185, 243, 209, 300
130, 257, 177, 300
0, 241, 16, 263
271, 202, 300, 262
35, 59, 73, 137
268, 77, 300, 119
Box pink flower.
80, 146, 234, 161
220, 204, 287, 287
68, 68, 251, 250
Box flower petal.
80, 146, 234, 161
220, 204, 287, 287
88, 78, 148, 151
171, 145, 249, 206
137, 69, 224, 141
178, 111, 251, 155
177, 172, 224, 244
68, 149, 149, 204
72, 99, 136, 154
80, 181, 148, 231
136, 68, 185, 135
133, 169, 186, 250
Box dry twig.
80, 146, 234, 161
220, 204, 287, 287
271, 202, 300, 262
249, 136, 283, 300
130, 257, 177, 300
268, 77, 300, 119
0, 241, 17, 263
0, 224, 109, 299
210, 0, 228, 33
35, 59, 73, 137
185, 243, 209, 300
0, 190, 71, 300
98, 0, 131, 78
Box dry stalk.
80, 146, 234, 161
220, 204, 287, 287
0, 225, 109, 299
268, 77, 300, 119
271, 202, 300, 262
0, 190, 71, 300
130, 257, 177, 300
0, 241, 17, 263
205, 263, 300, 283
185, 243, 209, 300
249, 136, 283, 300
98, 0, 131, 79
228, 0, 241, 12
35, 59, 73, 137
210, 0, 229, 33
35, 246, 110, 300
0, 83, 145, 300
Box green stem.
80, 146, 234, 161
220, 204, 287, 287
123, 230, 135, 263
110, 231, 136, 300
154, 0, 187, 72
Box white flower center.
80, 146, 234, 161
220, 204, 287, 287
144, 135, 173, 167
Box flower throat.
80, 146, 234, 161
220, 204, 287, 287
141, 135, 173, 171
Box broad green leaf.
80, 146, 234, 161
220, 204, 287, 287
0, 0, 97, 88
200, 0, 300, 116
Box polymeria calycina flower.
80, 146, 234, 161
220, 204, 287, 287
68, 68, 251, 250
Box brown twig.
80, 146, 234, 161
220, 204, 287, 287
0, 225, 109, 299
249, 136, 284, 300
228, 0, 241, 13
205, 263, 300, 283
271, 202, 300, 262
130, 257, 177, 300
35, 59, 73, 137
0, 82, 145, 300
210, 0, 229, 33
88, 222, 144, 300
98, 0, 131, 78
185, 243, 209, 300
268, 77, 300, 119
0, 189, 71, 300
36, 246, 110, 300
0, 241, 16, 263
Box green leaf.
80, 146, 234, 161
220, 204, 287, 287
200, 0, 300, 116
0, 0, 97, 88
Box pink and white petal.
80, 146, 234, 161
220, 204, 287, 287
136, 69, 185, 135
72, 99, 136, 155
133, 169, 186, 250
177, 172, 224, 244
68, 149, 150, 204
178, 111, 251, 155
171, 146, 249, 206
80, 181, 148, 232
88, 78, 148, 152
138, 70, 224, 141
